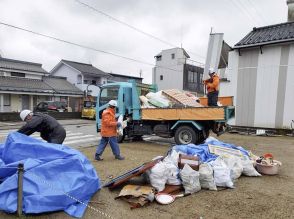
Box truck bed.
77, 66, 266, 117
141, 107, 233, 121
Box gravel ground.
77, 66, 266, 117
1, 133, 293, 219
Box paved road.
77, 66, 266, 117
0, 120, 101, 149
0, 119, 176, 148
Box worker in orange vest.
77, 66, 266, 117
203, 68, 220, 106
95, 100, 124, 161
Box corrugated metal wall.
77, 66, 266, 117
222, 43, 294, 129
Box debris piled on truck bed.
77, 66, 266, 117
104, 137, 281, 208
140, 89, 202, 108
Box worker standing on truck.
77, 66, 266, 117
95, 100, 125, 161
203, 68, 220, 106
18, 110, 66, 144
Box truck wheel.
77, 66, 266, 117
174, 126, 197, 145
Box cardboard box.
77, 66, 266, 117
178, 154, 200, 171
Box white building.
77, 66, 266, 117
221, 2, 294, 129
152, 48, 204, 94
50, 60, 111, 97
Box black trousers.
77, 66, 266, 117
207, 91, 219, 106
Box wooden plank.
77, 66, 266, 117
162, 89, 202, 107
141, 107, 225, 120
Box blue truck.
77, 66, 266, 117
96, 80, 235, 145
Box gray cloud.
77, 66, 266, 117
0, 0, 288, 83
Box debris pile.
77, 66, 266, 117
140, 89, 202, 108
104, 137, 281, 209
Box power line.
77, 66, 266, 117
237, 0, 264, 25
0, 21, 186, 73
246, 0, 271, 24
74, 0, 205, 62
230, 0, 262, 26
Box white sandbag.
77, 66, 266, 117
165, 162, 181, 185
146, 91, 170, 108
221, 155, 243, 180
180, 164, 201, 194
117, 115, 123, 136
212, 157, 234, 188
199, 163, 217, 191
242, 159, 261, 176
139, 96, 155, 108
147, 162, 168, 192
163, 151, 181, 185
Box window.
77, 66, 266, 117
160, 75, 163, 80
4, 94, 10, 106
11, 72, 25, 77
91, 80, 97, 85
171, 53, 175, 59
156, 55, 162, 61
99, 86, 119, 106
188, 71, 193, 83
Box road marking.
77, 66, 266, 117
0, 122, 17, 126
63, 137, 100, 145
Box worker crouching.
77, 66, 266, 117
18, 110, 66, 144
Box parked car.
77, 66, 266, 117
34, 101, 68, 112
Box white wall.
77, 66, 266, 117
51, 64, 80, 85
254, 46, 281, 128
283, 44, 294, 128
153, 48, 186, 91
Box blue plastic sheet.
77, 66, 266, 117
173, 137, 250, 163
0, 132, 100, 218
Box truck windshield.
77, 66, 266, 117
99, 86, 119, 106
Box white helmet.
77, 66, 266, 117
209, 67, 215, 74
20, 109, 32, 121
108, 100, 117, 107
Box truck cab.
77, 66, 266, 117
96, 80, 234, 145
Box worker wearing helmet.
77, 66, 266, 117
18, 110, 66, 144
95, 100, 124, 161
203, 68, 220, 106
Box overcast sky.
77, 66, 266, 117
0, 0, 288, 83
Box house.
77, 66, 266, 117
0, 57, 84, 112
221, 1, 294, 129
50, 60, 111, 97
108, 72, 143, 83
152, 48, 204, 94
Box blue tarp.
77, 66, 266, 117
0, 132, 100, 218
173, 137, 250, 163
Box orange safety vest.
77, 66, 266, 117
101, 107, 117, 137
204, 74, 219, 93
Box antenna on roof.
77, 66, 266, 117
210, 27, 213, 34
139, 69, 142, 78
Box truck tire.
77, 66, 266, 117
174, 126, 197, 145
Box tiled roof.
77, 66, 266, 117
109, 72, 142, 79
235, 22, 294, 48
62, 60, 111, 77
0, 57, 48, 74
0, 76, 83, 96
43, 77, 83, 95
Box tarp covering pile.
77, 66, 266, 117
0, 132, 100, 218
173, 137, 250, 163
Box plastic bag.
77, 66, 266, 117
147, 162, 168, 192
163, 151, 181, 185
117, 115, 123, 136
199, 163, 217, 191
180, 164, 201, 194
146, 91, 170, 108
221, 155, 243, 180
242, 159, 261, 176
212, 157, 234, 188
